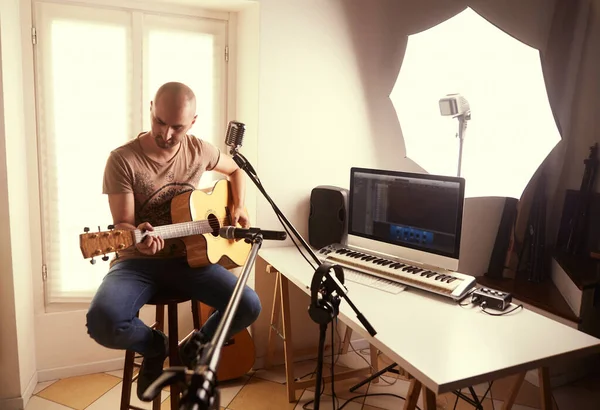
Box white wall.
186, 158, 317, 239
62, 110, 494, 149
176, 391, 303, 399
0, 19, 23, 403
0, 0, 38, 406
254, 0, 420, 238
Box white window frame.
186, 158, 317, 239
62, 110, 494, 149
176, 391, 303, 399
30, 0, 238, 310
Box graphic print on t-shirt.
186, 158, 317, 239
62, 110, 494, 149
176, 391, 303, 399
136, 182, 196, 226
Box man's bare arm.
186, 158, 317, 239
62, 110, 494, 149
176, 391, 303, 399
108, 193, 136, 230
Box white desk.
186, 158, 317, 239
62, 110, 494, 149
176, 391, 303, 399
259, 246, 600, 409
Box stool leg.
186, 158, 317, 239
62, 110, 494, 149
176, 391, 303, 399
121, 310, 145, 410
192, 300, 201, 330
152, 304, 165, 410
120, 349, 135, 410
168, 302, 181, 410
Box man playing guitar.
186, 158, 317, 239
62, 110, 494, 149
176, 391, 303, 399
85, 81, 261, 401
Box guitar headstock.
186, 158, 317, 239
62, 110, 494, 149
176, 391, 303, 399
80, 225, 134, 264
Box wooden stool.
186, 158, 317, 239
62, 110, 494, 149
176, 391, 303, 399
120, 296, 201, 410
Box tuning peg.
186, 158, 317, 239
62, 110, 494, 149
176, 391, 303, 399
84, 227, 90, 233
108, 224, 115, 230
102, 255, 109, 262
90, 258, 96, 265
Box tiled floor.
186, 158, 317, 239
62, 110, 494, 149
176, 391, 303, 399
26, 349, 600, 410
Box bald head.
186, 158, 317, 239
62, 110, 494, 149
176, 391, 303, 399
153, 81, 196, 112
149, 82, 198, 150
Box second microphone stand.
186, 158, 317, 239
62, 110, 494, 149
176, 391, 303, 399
142, 232, 265, 409
230, 147, 377, 410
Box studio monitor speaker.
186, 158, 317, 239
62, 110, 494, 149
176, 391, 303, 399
309, 186, 349, 249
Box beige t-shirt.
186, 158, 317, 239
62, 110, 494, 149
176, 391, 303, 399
103, 133, 221, 263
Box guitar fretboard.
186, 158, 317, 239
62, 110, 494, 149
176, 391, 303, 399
133, 219, 227, 244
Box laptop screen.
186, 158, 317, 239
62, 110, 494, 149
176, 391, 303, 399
349, 167, 465, 260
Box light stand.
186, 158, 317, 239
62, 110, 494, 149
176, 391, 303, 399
456, 112, 470, 177
229, 146, 377, 410
141, 232, 265, 409
438, 93, 471, 178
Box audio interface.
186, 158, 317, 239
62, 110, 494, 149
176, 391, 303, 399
471, 287, 512, 311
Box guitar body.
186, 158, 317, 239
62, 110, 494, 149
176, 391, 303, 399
173, 181, 256, 379
171, 179, 251, 269
197, 301, 256, 381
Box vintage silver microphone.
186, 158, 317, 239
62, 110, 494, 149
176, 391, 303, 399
225, 121, 246, 155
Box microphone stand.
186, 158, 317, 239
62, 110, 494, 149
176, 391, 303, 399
142, 232, 265, 409
229, 146, 377, 410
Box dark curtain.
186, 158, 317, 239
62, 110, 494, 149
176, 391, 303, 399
541, 0, 590, 138
509, 0, 592, 275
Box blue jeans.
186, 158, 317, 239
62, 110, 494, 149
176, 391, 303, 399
86, 257, 261, 355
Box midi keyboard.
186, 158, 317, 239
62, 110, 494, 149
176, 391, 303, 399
317, 244, 476, 300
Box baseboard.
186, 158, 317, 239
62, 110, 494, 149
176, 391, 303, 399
22, 371, 38, 408
525, 369, 539, 387
524, 354, 600, 388
551, 257, 581, 317
0, 371, 39, 410
253, 348, 323, 370
253, 337, 372, 370
37, 357, 124, 382
524, 367, 585, 388
0, 396, 24, 410
347, 338, 370, 352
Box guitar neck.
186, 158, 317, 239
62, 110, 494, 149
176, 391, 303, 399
133, 220, 219, 244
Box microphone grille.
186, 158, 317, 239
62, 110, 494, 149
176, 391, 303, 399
225, 121, 246, 148
219, 225, 235, 239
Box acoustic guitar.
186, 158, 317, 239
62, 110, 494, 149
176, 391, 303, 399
79, 178, 251, 269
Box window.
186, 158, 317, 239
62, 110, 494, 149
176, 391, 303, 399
34, 1, 229, 302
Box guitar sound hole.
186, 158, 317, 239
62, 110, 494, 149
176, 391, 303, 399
207, 214, 220, 237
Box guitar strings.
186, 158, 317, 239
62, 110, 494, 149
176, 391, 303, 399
145, 217, 237, 231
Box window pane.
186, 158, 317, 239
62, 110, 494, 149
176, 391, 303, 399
144, 16, 226, 187
41, 17, 131, 300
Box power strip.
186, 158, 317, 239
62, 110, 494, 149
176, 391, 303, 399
471, 287, 512, 311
